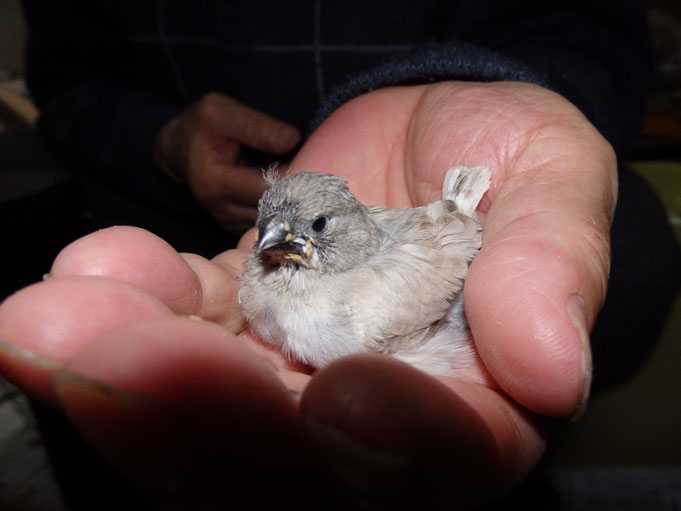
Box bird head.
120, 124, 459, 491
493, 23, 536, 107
254, 172, 380, 273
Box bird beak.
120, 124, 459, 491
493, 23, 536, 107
257, 219, 293, 252
256, 218, 315, 266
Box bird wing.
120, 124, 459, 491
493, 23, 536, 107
341, 203, 481, 353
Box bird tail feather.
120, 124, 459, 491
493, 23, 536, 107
441, 165, 491, 217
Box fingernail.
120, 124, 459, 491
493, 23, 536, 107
54, 370, 124, 400
0, 338, 63, 370
0, 338, 64, 403
302, 415, 409, 504
567, 295, 593, 420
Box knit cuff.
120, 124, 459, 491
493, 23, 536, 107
310, 42, 552, 131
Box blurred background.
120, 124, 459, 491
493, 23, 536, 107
1, 1, 680, 509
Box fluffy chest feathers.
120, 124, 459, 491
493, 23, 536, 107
238, 166, 491, 377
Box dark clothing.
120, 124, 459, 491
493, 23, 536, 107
22, 1, 655, 254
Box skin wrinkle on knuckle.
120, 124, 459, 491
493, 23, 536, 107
472, 254, 583, 404
481, 213, 604, 308
488, 173, 612, 248
496, 404, 540, 480
498, 89, 608, 173
570, 223, 611, 310
421, 95, 564, 186
477, 234, 567, 343
229, 100, 273, 147
507, 269, 584, 367
513, 137, 598, 181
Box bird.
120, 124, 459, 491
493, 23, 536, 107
238, 165, 491, 377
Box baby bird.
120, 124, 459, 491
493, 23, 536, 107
238, 166, 490, 377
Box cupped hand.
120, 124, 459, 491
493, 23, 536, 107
0, 81, 615, 509
154, 93, 300, 231
285, 81, 615, 505
293, 81, 614, 417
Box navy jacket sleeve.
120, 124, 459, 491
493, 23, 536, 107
23, 0, 653, 208
314, 1, 654, 161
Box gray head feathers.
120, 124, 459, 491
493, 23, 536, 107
255, 172, 381, 273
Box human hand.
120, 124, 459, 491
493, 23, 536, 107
0, 226, 319, 508
154, 93, 300, 231
278, 81, 614, 498
0, 81, 615, 508
292, 81, 614, 417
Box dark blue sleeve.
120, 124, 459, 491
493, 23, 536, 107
314, 1, 655, 161
24, 0, 654, 200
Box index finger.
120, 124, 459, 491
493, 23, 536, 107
206, 94, 301, 155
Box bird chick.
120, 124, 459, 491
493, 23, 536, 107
238, 166, 491, 377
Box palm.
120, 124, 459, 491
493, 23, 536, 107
0, 82, 615, 508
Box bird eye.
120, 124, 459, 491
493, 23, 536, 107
311, 216, 328, 233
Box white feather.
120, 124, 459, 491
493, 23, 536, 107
441, 165, 491, 217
